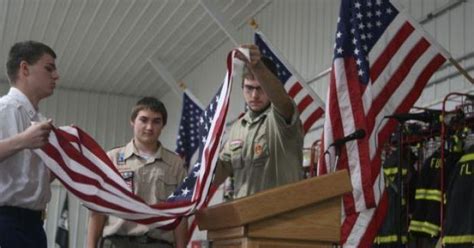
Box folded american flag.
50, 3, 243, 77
34, 49, 242, 228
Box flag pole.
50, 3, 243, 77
448, 58, 474, 85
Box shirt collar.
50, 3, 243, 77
242, 105, 272, 124
7, 87, 38, 120
124, 139, 163, 160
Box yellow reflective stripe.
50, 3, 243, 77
424, 195, 441, 201
373, 235, 408, 244
415, 189, 442, 202
416, 189, 441, 196
459, 153, 474, 163
415, 193, 441, 201
443, 235, 474, 244
408, 220, 440, 237
410, 220, 440, 232
452, 135, 463, 152
383, 168, 408, 176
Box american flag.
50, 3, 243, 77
176, 90, 204, 167
175, 90, 220, 242
255, 31, 325, 133
319, 0, 448, 246
33, 50, 239, 229
168, 84, 225, 204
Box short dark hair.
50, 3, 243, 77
131, 97, 168, 125
242, 56, 279, 83
6, 41, 57, 83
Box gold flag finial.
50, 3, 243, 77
178, 81, 186, 90
249, 18, 258, 30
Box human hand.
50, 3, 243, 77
20, 119, 53, 149
235, 44, 262, 68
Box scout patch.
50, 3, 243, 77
121, 171, 134, 192
116, 152, 126, 165
230, 139, 243, 151
254, 144, 263, 156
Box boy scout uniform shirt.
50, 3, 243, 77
102, 140, 187, 243
219, 102, 304, 198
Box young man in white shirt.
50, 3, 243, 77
0, 41, 59, 248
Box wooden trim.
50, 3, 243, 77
208, 226, 247, 241
197, 170, 351, 230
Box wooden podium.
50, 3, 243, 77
195, 170, 352, 248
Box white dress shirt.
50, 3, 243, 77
0, 87, 51, 210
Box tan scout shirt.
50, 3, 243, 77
103, 140, 187, 243
219, 102, 304, 198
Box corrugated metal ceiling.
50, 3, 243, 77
0, 0, 268, 97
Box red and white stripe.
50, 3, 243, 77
285, 78, 326, 133
33, 49, 241, 229
319, 5, 448, 247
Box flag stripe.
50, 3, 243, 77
368, 21, 423, 101
42, 144, 141, 215
288, 82, 303, 98
373, 54, 447, 163
42, 142, 185, 227
369, 47, 444, 159
194, 52, 233, 207
303, 107, 325, 132
187, 185, 219, 235
297, 95, 314, 114
52, 129, 163, 210
370, 22, 414, 83
48, 129, 194, 216
343, 190, 389, 246
345, 58, 376, 210
367, 38, 430, 133
45, 144, 145, 214
327, 66, 360, 213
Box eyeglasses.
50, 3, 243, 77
243, 85, 263, 94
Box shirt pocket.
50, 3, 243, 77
252, 134, 269, 167
156, 174, 179, 201
252, 143, 269, 167
230, 141, 244, 170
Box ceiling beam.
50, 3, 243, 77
148, 57, 182, 98
199, 0, 241, 45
